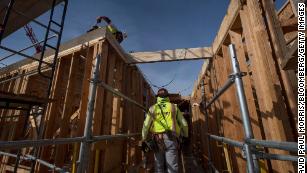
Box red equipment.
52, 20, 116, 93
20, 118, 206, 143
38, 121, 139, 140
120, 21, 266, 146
24, 24, 42, 53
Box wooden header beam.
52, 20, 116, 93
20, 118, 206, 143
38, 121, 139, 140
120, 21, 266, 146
128, 47, 212, 64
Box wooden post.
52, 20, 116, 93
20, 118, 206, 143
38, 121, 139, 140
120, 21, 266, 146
210, 57, 229, 171
221, 45, 246, 173
39, 56, 72, 172
101, 46, 116, 172
260, 0, 298, 136
54, 52, 84, 166
229, 30, 264, 140
91, 42, 108, 173
102, 48, 125, 173
241, 2, 295, 171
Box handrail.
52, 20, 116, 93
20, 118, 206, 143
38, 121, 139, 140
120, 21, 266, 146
201, 44, 302, 172
0, 133, 140, 149
0, 151, 68, 173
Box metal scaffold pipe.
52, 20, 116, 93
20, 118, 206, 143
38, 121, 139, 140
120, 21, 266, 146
255, 152, 307, 162
0, 133, 140, 149
205, 77, 235, 109
0, 34, 57, 62
246, 139, 298, 152
0, 137, 85, 149
97, 80, 146, 110
0, 151, 67, 173
228, 44, 258, 173
77, 54, 101, 173
209, 134, 244, 148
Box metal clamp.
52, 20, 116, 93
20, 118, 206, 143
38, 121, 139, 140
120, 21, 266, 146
88, 78, 101, 84
241, 144, 247, 159
228, 72, 247, 80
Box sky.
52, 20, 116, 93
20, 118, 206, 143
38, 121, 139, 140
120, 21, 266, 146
1, 0, 286, 96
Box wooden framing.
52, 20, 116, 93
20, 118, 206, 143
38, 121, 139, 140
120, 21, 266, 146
0, 28, 155, 172
129, 47, 212, 64
277, 0, 301, 69
0, 0, 300, 172
190, 0, 298, 172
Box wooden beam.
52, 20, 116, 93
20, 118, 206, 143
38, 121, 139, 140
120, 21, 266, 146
221, 45, 246, 173
261, 0, 298, 134
128, 47, 212, 64
39, 55, 72, 172
93, 42, 109, 136
111, 58, 124, 134
282, 38, 298, 69
289, 0, 306, 17
206, 60, 224, 170
0, 25, 156, 171
77, 44, 97, 136
54, 52, 84, 166
229, 30, 269, 171
280, 17, 297, 33
101, 46, 116, 172
89, 42, 108, 173
278, 0, 295, 23
242, 1, 295, 171
229, 30, 264, 139
211, 0, 241, 54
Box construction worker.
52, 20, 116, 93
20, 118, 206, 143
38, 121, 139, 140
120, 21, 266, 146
142, 88, 189, 173
96, 16, 125, 43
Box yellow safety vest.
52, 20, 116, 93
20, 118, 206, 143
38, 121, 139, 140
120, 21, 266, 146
148, 102, 181, 136
107, 24, 118, 34
142, 97, 188, 140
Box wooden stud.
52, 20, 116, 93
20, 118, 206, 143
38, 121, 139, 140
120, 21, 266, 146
241, 2, 295, 171
54, 52, 84, 166
260, 0, 298, 136
39, 55, 72, 172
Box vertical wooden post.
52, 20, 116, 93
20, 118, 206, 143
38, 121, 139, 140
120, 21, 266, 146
101, 46, 116, 172
91, 42, 108, 173
54, 52, 83, 166
260, 0, 298, 135
39, 56, 72, 172
221, 45, 246, 173
241, 1, 295, 171
229, 30, 264, 140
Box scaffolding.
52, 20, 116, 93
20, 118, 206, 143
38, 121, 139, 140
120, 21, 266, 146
0, 0, 68, 172
0, 27, 156, 172
0, 47, 148, 172
199, 44, 304, 173
0, 0, 304, 172
0, 43, 303, 173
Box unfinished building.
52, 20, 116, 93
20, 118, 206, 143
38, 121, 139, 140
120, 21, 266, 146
0, 0, 303, 172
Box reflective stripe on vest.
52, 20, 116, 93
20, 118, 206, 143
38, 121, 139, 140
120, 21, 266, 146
171, 104, 176, 134
149, 103, 180, 136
